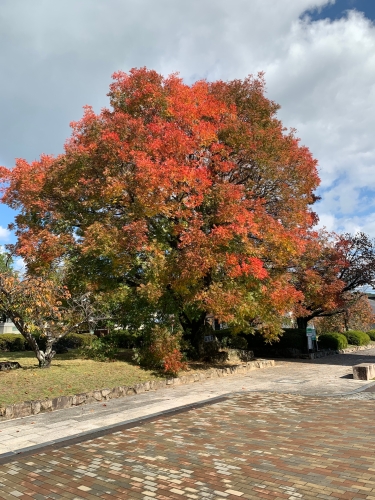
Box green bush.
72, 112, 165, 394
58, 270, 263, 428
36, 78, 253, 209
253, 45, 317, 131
79, 336, 118, 361
342, 330, 371, 346
0, 332, 94, 353
367, 330, 375, 341
0, 334, 27, 351
59, 333, 94, 349
219, 335, 248, 350
108, 330, 141, 348
32, 332, 94, 352
318, 333, 348, 350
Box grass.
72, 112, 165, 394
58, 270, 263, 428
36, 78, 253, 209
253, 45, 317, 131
0, 350, 161, 407
2, 342, 374, 407
0, 349, 249, 407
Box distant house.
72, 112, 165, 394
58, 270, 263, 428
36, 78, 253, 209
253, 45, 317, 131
0, 315, 18, 334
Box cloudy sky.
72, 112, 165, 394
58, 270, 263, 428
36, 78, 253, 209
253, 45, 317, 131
1, 0, 375, 248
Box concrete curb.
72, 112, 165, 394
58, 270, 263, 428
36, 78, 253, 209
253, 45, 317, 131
0, 359, 275, 421
0, 395, 230, 464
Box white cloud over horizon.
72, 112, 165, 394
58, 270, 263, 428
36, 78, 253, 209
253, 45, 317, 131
0, 0, 374, 238
0, 226, 10, 242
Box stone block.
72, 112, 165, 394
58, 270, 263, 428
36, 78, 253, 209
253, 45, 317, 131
31, 400, 41, 415
143, 381, 150, 391
134, 383, 145, 394
12, 401, 32, 418
109, 386, 124, 399
353, 363, 375, 381
0, 361, 22, 371
72, 393, 87, 405
4, 406, 14, 419
92, 391, 102, 401
40, 399, 52, 412
51, 396, 73, 411
101, 388, 111, 399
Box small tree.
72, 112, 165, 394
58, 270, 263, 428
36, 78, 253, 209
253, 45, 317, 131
315, 293, 375, 334
0, 270, 101, 367
293, 231, 375, 331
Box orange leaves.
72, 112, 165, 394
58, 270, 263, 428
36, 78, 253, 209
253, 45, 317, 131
0, 67, 323, 337
226, 255, 268, 280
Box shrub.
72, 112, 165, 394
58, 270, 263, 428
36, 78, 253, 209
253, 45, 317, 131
245, 329, 307, 351
342, 330, 371, 346
318, 333, 348, 350
218, 335, 248, 350
367, 330, 375, 341
229, 336, 248, 350
79, 335, 118, 361
59, 333, 94, 349
32, 332, 94, 352
134, 327, 187, 377
0, 334, 27, 351
0, 332, 94, 353
108, 330, 141, 349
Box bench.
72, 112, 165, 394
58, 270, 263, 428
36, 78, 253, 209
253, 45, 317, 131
353, 363, 375, 381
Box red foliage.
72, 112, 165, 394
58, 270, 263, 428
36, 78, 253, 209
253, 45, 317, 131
0, 68, 321, 339
139, 327, 187, 377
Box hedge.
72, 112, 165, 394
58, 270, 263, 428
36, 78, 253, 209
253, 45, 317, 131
33, 332, 94, 351
0, 333, 94, 352
367, 330, 375, 341
107, 330, 142, 349
341, 330, 371, 346
0, 334, 27, 352
318, 333, 348, 350
244, 328, 308, 353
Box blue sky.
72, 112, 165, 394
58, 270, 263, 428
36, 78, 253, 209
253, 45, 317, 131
1, 0, 375, 250
304, 0, 375, 21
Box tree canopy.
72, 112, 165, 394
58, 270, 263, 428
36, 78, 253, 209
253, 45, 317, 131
293, 231, 375, 330
0, 68, 320, 352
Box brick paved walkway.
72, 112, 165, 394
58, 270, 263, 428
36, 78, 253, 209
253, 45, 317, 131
1, 392, 374, 499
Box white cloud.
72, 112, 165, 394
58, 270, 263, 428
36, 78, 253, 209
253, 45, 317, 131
0, 0, 375, 237
259, 10, 375, 225
316, 211, 375, 237
13, 256, 26, 273
0, 226, 10, 242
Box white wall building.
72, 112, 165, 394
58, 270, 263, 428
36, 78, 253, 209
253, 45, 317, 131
0, 315, 18, 334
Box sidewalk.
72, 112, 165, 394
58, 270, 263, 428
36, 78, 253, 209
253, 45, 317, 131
1, 348, 375, 459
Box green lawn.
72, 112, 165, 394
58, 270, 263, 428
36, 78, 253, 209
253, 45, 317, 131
0, 349, 246, 407
0, 350, 162, 407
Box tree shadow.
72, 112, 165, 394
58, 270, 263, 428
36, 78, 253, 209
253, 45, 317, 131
259, 349, 375, 368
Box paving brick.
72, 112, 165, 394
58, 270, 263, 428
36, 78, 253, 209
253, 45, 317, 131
1, 393, 375, 499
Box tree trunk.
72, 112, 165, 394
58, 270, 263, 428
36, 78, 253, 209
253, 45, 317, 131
23, 331, 56, 368
179, 311, 207, 359
296, 317, 308, 331
38, 339, 56, 368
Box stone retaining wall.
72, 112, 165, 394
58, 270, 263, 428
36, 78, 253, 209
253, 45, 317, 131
307, 344, 375, 359
0, 359, 274, 421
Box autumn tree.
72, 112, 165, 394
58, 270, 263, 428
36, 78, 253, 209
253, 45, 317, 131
0, 68, 320, 355
293, 232, 375, 330
0, 270, 101, 367
314, 292, 375, 333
